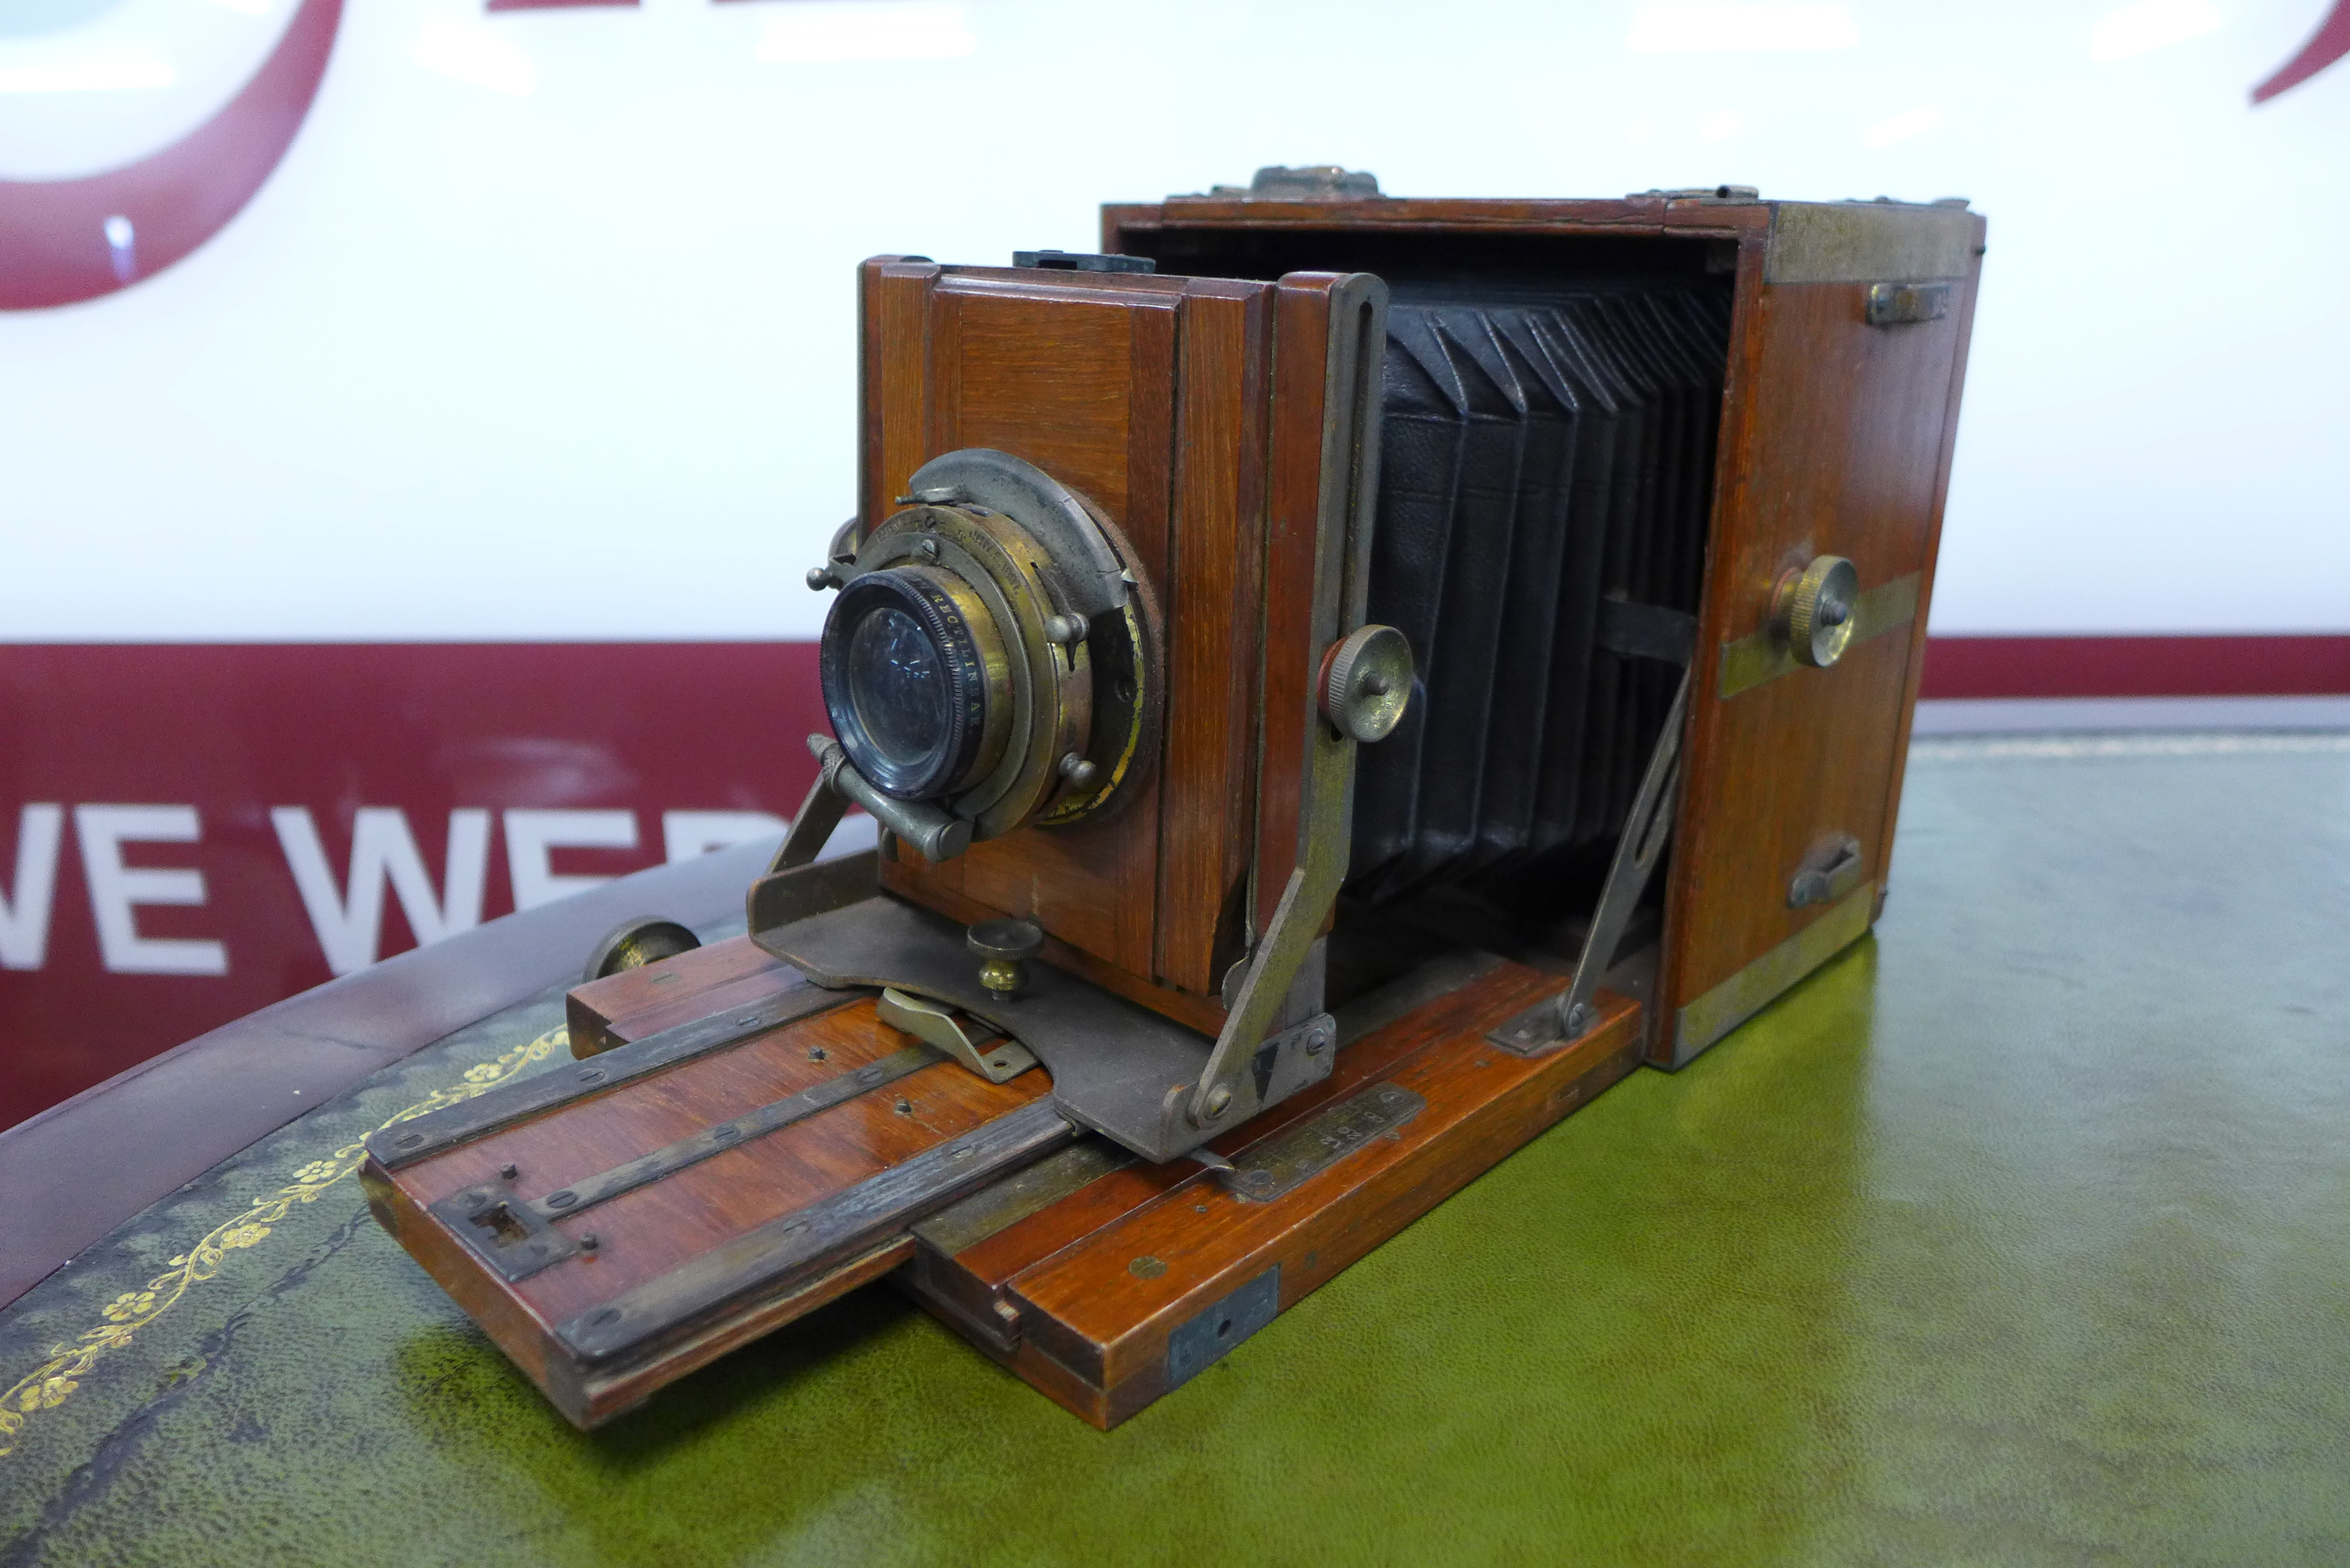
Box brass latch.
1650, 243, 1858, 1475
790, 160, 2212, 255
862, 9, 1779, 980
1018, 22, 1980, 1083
1866, 282, 1951, 327
876, 987, 1039, 1084
1789, 836, 1865, 909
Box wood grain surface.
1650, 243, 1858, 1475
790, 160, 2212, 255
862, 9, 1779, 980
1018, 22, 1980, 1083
566, 935, 803, 1057
904, 958, 1644, 1427
368, 963, 1054, 1426
1660, 266, 1975, 1037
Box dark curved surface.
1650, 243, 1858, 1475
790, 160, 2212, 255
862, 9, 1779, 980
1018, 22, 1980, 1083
0, 836, 776, 1310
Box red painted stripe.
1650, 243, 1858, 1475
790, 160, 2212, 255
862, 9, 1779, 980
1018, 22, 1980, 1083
1920, 636, 2350, 700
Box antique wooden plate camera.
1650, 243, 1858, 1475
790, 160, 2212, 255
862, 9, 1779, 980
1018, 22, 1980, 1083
363, 172, 1983, 1429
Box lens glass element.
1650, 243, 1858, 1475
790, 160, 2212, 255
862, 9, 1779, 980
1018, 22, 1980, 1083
847, 606, 948, 768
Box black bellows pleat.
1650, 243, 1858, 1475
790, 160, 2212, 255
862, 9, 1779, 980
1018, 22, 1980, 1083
1348, 282, 1730, 905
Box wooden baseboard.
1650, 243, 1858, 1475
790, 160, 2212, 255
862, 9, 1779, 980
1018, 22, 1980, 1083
899, 962, 1644, 1429
373, 934, 1650, 1432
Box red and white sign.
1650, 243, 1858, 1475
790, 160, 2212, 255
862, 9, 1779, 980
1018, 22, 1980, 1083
2, 0, 2344, 1128
0, 643, 852, 1124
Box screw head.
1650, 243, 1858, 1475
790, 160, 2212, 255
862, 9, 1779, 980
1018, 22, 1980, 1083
1204, 1085, 1234, 1118
499, 1164, 518, 1182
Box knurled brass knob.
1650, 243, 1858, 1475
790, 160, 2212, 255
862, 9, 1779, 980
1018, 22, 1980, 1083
1319, 624, 1415, 742
967, 918, 1044, 999
1772, 555, 1861, 668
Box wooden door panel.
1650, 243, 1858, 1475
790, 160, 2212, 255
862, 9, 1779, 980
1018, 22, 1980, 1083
1665, 274, 1968, 1062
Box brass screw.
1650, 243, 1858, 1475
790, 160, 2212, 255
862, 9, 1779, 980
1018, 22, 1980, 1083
967, 918, 1044, 1000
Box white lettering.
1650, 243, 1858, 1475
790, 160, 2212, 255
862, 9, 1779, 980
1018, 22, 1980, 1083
0, 804, 64, 970
504, 809, 637, 911
661, 810, 789, 863
73, 805, 228, 976
273, 807, 492, 976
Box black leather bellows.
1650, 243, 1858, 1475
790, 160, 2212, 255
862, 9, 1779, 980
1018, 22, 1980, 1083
1348, 282, 1731, 904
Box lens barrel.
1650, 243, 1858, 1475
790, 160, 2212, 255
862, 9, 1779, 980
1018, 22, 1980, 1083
820, 567, 999, 800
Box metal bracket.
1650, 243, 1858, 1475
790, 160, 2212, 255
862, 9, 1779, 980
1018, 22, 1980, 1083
1165, 1266, 1281, 1388
428, 1186, 579, 1283
1014, 250, 1156, 274
1487, 666, 1690, 1055
428, 1042, 943, 1282
877, 987, 1039, 1083
757, 892, 1314, 1162
1217, 1081, 1423, 1203
769, 763, 850, 874
1203, 166, 1382, 200
1197, 269, 1390, 1132
800, 735, 971, 863
1789, 835, 1865, 908
552, 1098, 1073, 1365
1866, 281, 1952, 326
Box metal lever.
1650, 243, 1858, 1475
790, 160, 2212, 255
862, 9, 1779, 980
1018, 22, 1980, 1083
765, 735, 978, 875
1488, 668, 1689, 1055
1551, 667, 1690, 1039
875, 987, 1037, 1083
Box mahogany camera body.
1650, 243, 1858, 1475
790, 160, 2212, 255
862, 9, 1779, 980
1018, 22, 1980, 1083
363, 175, 1984, 1430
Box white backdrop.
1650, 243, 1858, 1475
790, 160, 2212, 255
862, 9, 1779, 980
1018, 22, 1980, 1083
3, 0, 2346, 641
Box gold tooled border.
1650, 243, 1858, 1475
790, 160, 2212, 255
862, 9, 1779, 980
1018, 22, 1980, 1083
0, 1026, 564, 1458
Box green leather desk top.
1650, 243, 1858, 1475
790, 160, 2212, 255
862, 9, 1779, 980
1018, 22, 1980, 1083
4, 732, 2346, 1567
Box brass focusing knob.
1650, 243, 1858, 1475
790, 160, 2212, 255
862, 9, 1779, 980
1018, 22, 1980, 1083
1772, 556, 1861, 669
967, 918, 1044, 999
1320, 624, 1415, 742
